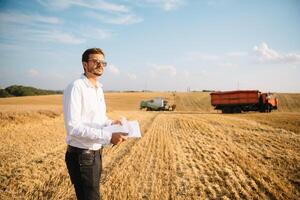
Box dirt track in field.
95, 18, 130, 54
0, 92, 299, 199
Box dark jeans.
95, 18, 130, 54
65, 147, 102, 200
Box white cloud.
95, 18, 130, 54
162, 0, 185, 11
127, 73, 137, 80
80, 27, 113, 40
28, 68, 39, 77
134, 0, 185, 11
86, 11, 143, 25
37, 0, 129, 13
37, 0, 71, 10
284, 53, 300, 62
253, 42, 300, 63
2, 28, 84, 44
0, 11, 85, 45
0, 11, 63, 25
108, 64, 120, 75
183, 43, 300, 69
0, 12, 85, 45
93, 0, 129, 13
33, 30, 85, 44
253, 42, 280, 61
150, 64, 177, 77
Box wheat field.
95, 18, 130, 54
0, 92, 299, 199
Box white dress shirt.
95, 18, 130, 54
63, 74, 112, 150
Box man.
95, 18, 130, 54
63, 48, 127, 200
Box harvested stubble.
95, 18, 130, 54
0, 92, 299, 199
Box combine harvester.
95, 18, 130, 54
210, 90, 278, 113
140, 97, 176, 111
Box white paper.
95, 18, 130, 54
103, 118, 141, 138
126, 121, 141, 138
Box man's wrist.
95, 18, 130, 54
106, 119, 113, 126
101, 129, 112, 144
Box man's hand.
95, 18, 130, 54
111, 119, 122, 125
111, 132, 128, 145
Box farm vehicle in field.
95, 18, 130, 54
210, 90, 278, 113
140, 97, 176, 111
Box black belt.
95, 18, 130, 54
67, 145, 103, 154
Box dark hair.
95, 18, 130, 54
82, 48, 105, 62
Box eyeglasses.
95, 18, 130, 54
88, 59, 107, 67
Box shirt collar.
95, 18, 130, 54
81, 74, 103, 88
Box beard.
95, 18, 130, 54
92, 67, 103, 76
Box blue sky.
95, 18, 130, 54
0, 0, 299, 92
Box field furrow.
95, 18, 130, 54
100, 113, 300, 199
1, 93, 299, 199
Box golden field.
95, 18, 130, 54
0, 92, 299, 200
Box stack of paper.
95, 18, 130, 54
103, 118, 141, 138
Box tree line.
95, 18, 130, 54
0, 85, 62, 98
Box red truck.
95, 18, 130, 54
210, 90, 278, 113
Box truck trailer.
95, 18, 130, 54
210, 90, 278, 113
